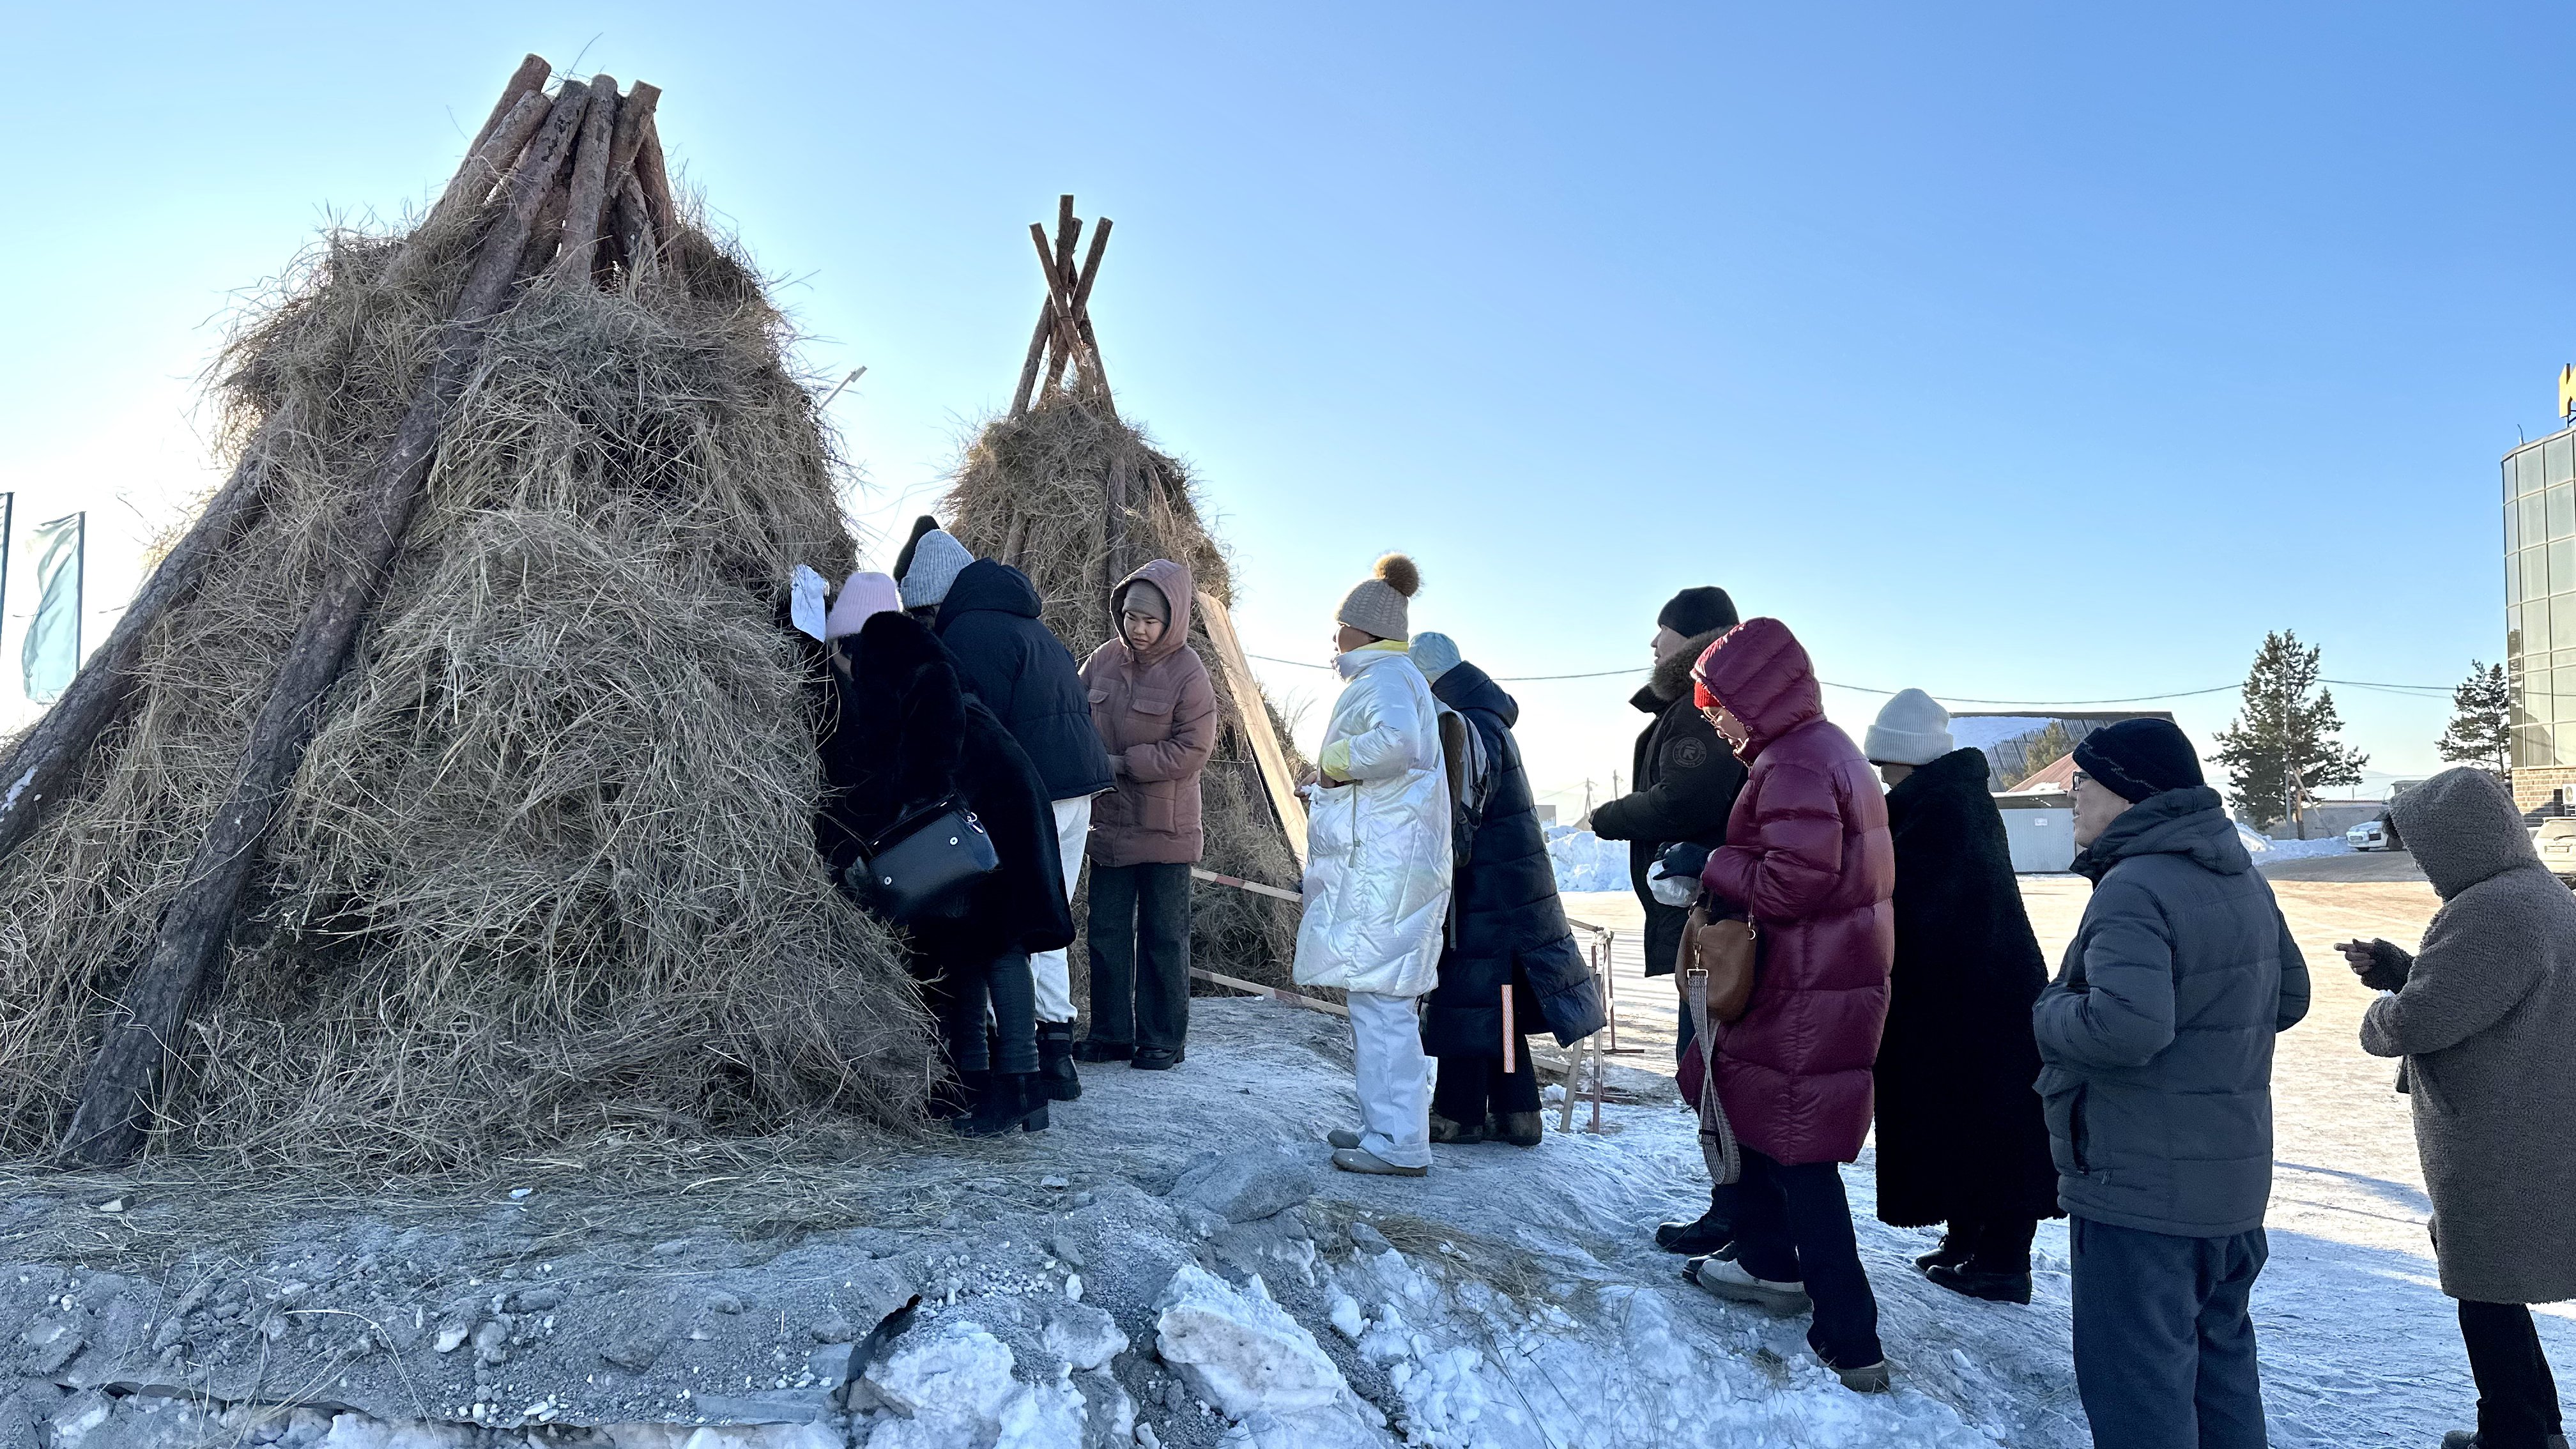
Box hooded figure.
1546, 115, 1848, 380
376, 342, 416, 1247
1414, 638, 1606, 1147
1299, 554, 1452, 1177
1863, 691, 2060, 1306
817, 611, 1072, 1136
923, 549, 1114, 1101
1077, 561, 1220, 1067
1678, 617, 1894, 1393
2354, 768, 2576, 1449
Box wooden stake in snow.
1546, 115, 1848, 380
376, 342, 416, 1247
57, 60, 682, 1168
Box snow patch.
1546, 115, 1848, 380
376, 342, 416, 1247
1547, 827, 1629, 893
2234, 824, 2353, 862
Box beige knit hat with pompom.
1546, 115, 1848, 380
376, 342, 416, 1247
1337, 553, 1420, 642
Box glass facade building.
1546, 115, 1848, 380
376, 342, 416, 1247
2503, 426, 2576, 807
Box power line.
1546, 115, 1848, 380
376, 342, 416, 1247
1242, 652, 2452, 709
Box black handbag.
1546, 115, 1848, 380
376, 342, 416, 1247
843, 797, 999, 923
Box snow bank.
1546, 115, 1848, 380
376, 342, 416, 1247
1547, 827, 1628, 893
2234, 825, 2352, 863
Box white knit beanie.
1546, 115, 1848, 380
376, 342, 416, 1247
1409, 631, 1461, 682
1864, 688, 1954, 766
898, 528, 974, 611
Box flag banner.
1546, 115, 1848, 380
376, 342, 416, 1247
20, 512, 82, 705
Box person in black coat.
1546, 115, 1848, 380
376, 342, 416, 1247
1411, 636, 1607, 1147
898, 521, 1114, 1105
1861, 690, 2060, 1303
1588, 586, 1746, 1253
817, 609, 1073, 1137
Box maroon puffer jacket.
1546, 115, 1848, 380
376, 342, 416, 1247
1689, 618, 1894, 1167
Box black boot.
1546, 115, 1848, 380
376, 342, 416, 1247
1913, 1230, 1970, 1275
931, 1070, 983, 1122
1036, 1022, 1082, 1101
1073, 1038, 1132, 1063
1492, 1111, 1543, 1148
1926, 1258, 2034, 1305
956, 1071, 1049, 1137
1655, 1199, 1735, 1256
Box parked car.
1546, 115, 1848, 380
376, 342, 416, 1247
2346, 815, 2398, 852
2536, 818, 2576, 883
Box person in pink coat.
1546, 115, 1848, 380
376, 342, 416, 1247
1678, 617, 1896, 1393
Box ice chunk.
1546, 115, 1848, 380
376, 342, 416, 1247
1152, 1266, 1346, 1419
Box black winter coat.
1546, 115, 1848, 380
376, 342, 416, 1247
1422, 664, 1606, 1055
1872, 748, 2060, 1227
933, 559, 1115, 802
1588, 631, 1745, 976
817, 611, 1074, 965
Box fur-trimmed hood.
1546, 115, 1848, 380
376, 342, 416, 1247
1632, 626, 1728, 712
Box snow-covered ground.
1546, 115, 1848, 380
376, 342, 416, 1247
2234, 825, 2355, 864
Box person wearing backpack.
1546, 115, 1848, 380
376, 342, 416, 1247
1409, 632, 1604, 1147
1078, 560, 1220, 1071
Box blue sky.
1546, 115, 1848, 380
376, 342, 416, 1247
1, 3, 2557, 802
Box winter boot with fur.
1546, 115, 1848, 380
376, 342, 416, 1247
1428, 1112, 1485, 1145
1926, 1257, 2033, 1305
1036, 1022, 1082, 1101
1492, 1112, 1544, 1148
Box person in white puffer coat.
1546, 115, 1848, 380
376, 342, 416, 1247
1296, 553, 1453, 1176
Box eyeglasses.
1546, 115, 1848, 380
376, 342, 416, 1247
2069, 770, 2092, 788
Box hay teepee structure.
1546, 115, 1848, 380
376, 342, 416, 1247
940, 198, 1309, 992
0, 57, 929, 1170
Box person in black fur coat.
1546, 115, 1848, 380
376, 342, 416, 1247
1862, 689, 2060, 1303
816, 608, 1074, 1137
1411, 635, 1606, 1147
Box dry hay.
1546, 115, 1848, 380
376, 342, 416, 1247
939, 397, 1305, 988
0, 195, 932, 1171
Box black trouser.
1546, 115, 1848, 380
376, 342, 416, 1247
1945, 1215, 2039, 1273
1729, 1147, 1883, 1370
1085, 862, 1192, 1054
2069, 1216, 2267, 1449
1430, 1047, 1541, 1123
923, 949, 1037, 1076
2460, 1300, 2564, 1448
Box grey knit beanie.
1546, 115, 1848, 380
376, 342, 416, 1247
1336, 553, 1421, 643
1409, 631, 1461, 682
1864, 689, 1954, 766
898, 528, 974, 611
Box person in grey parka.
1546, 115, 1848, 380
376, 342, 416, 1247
2034, 719, 2310, 1449
2339, 767, 2574, 1449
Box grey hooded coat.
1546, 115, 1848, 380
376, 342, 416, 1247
2034, 786, 2310, 1237
2363, 767, 2576, 1305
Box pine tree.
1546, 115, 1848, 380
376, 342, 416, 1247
2209, 630, 2369, 837
2436, 659, 2511, 779
2011, 721, 2074, 788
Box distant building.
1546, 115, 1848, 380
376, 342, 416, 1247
2503, 425, 2576, 810
1952, 710, 2177, 790
1994, 790, 2077, 872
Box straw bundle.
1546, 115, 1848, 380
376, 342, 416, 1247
0, 60, 930, 1170
940, 396, 1305, 988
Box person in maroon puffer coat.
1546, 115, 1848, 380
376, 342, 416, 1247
1678, 617, 1896, 1393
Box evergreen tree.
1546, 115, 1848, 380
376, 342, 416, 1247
2010, 721, 2074, 787
2209, 630, 2368, 836
2436, 659, 2511, 779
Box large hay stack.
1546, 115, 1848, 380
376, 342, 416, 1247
0, 59, 928, 1170
939, 200, 1306, 988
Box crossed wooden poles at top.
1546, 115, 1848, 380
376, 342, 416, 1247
1011, 194, 1116, 420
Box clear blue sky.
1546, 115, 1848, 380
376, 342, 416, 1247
3, 3, 2557, 801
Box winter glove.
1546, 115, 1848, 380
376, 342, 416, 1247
2336, 938, 2412, 992
1648, 842, 1712, 908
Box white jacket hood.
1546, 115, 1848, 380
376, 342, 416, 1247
1294, 646, 1454, 997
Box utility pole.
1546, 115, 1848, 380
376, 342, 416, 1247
1582, 778, 1594, 827
1611, 769, 1621, 800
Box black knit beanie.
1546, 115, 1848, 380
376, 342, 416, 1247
2072, 718, 2205, 803
1658, 586, 1740, 639
890, 514, 942, 585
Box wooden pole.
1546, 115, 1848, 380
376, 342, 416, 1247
1193, 592, 1308, 870
428, 89, 551, 230
549, 75, 621, 280
632, 118, 678, 246
463, 54, 552, 159
1034, 219, 1084, 398
1104, 447, 1130, 632
58, 79, 596, 1170
0, 448, 274, 863
1008, 303, 1052, 418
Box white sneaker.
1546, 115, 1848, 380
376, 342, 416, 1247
1326, 1128, 1362, 1150
1330, 1147, 1428, 1177
1683, 1254, 1812, 1316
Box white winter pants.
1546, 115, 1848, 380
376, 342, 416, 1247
1347, 990, 1434, 1169
1032, 795, 1092, 1024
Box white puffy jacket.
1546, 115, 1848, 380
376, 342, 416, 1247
1293, 644, 1453, 998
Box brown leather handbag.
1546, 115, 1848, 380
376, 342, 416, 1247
1676, 903, 1758, 1025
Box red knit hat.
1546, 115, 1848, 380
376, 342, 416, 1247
1694, 677, 1718, 712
